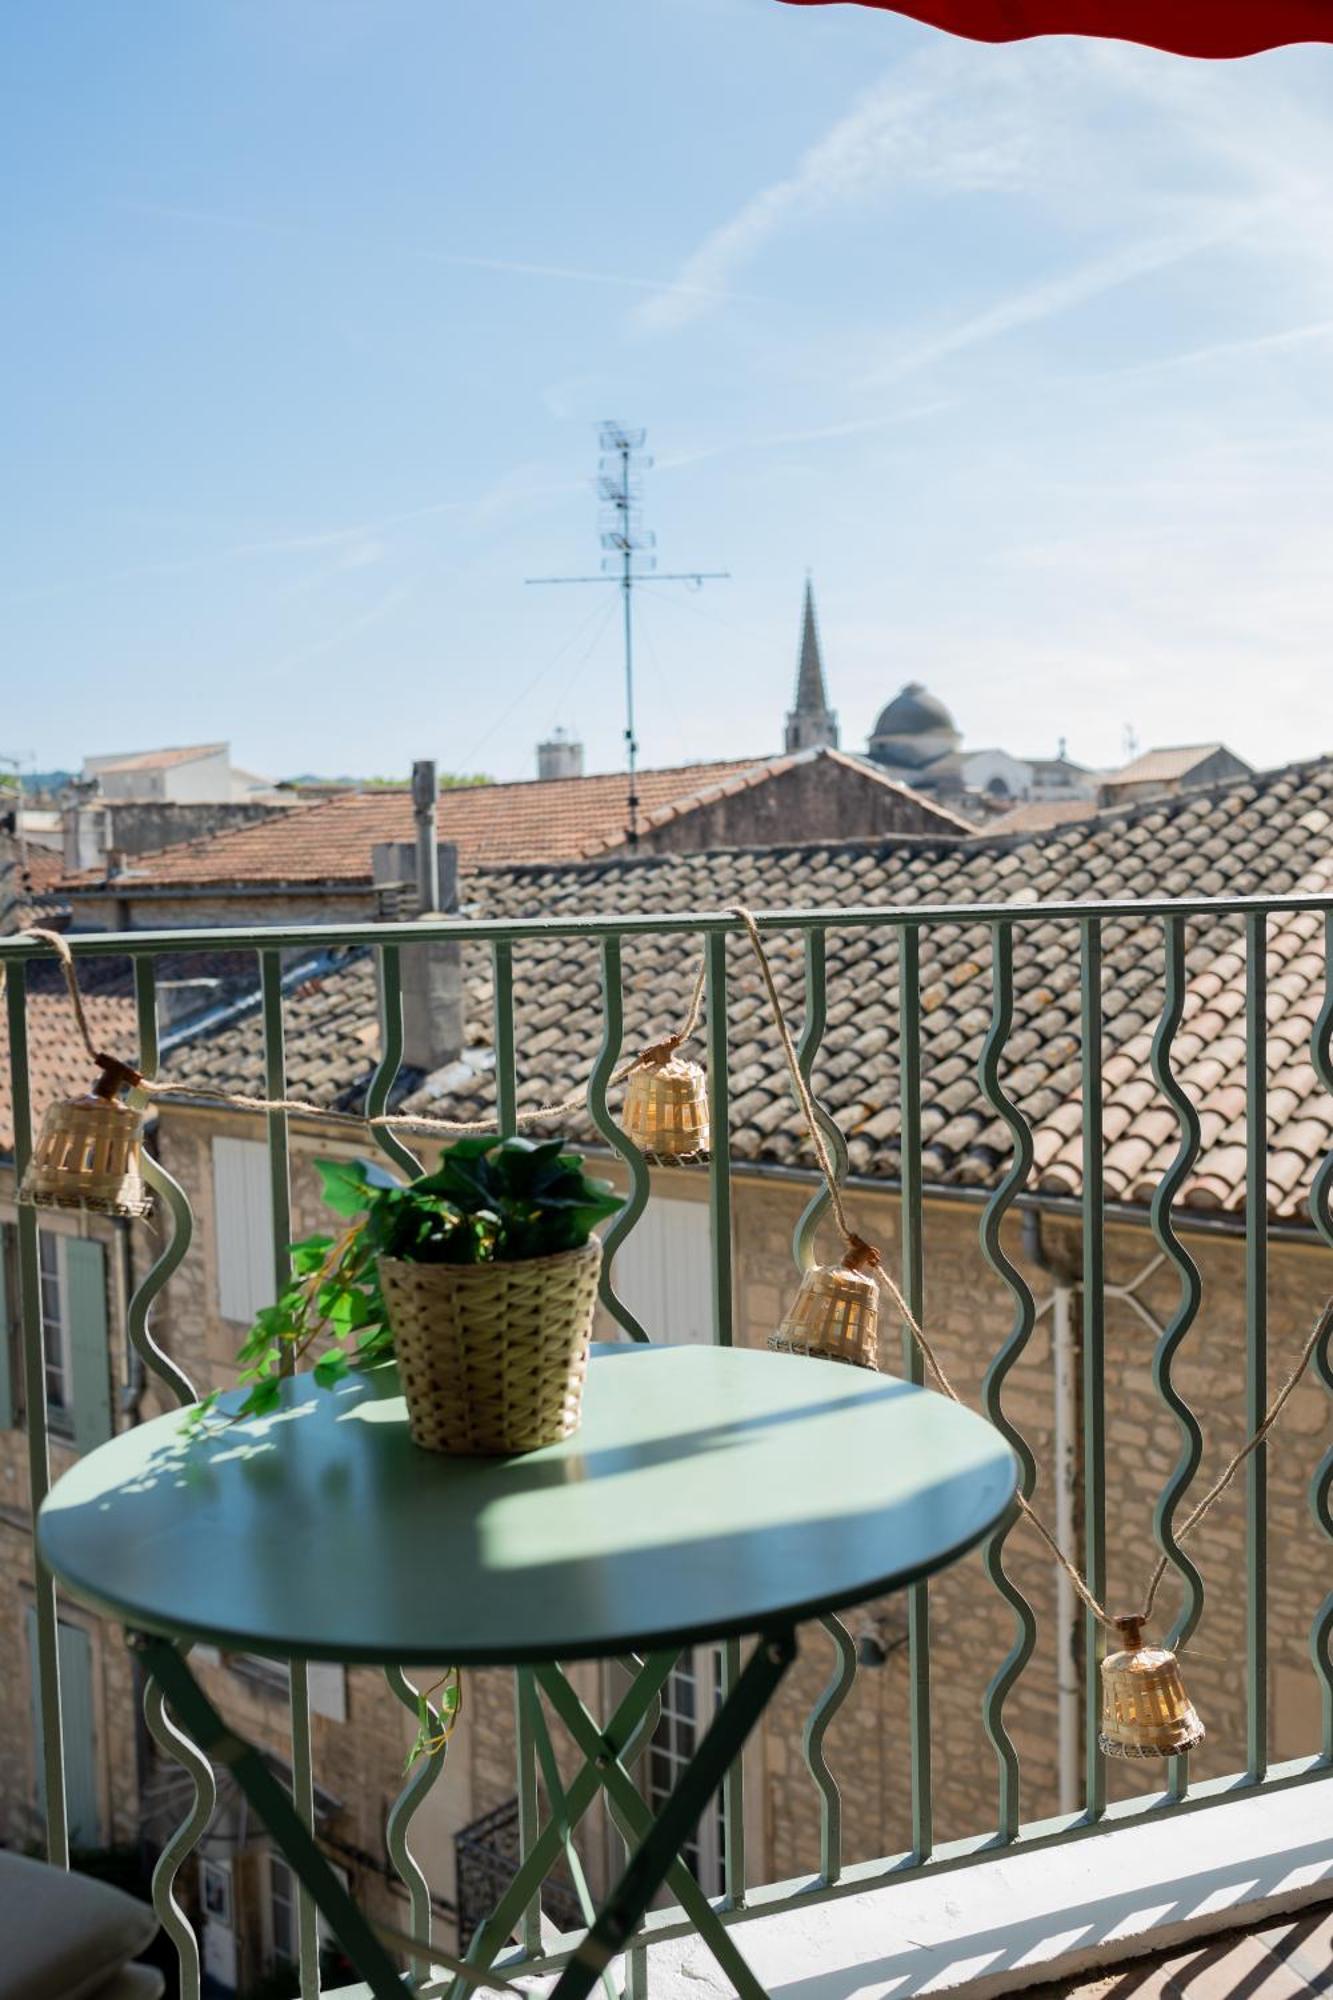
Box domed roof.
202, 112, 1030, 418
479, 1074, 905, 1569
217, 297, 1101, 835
871, 682, 958, 743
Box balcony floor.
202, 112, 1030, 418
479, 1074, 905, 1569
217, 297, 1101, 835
1043, 1900, 1333, 2000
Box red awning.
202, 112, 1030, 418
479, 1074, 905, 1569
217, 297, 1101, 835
776, 0, 1333, 59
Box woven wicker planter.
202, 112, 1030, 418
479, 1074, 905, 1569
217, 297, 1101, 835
379, 1239, 602, 1456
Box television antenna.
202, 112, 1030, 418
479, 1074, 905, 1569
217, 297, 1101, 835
527, 424, 728, 844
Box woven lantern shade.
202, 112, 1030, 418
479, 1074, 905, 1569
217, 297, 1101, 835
623, 1055, 710, 1159
1099, 1617, 1204, 1759
20, 1055, 153, 1221
770, 1244, 880, 1371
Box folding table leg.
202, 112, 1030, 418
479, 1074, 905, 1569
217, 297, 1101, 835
135, 1636, 409, 2000
549, 1627, 796, 2000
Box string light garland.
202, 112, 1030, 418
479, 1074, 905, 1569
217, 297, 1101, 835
20, 919, 1331, 1755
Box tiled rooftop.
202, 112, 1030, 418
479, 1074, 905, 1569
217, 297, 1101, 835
60, 756, 804, 888
153, 755, 1333, 1222
86, 742, 227, 773
989, 800, 1099, 836
1102, 744, 1230, 788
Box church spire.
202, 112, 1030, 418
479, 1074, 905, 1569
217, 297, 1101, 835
784, 574, 839, 753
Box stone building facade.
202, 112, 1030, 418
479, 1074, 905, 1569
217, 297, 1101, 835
6, 1089, 1322, 1987
0, 1177, 141, 1857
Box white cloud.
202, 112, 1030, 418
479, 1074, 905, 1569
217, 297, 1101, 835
861, 208, 1263, 386
634, 47, 1040, 334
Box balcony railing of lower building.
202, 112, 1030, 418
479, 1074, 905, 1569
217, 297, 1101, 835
1, 898, 1330, 1999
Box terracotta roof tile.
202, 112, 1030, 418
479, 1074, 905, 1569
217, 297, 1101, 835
1102, 744, 1233, 789
152, 754, 1333, 1222
59, 751, 972, 894
89, 743, 228, 773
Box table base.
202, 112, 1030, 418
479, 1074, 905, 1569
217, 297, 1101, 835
134, 1628, 796, 2000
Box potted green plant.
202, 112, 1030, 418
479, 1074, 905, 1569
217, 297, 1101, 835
209, 1137, 622, 1457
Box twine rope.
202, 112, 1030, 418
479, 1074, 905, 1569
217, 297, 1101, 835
25, 927, 706, 1139
726, 904, 1332, 1638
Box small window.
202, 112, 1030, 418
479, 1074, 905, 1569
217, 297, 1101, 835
232, 1652, 290, 1697
2, 1220, 24, 1425
202, 1858, 232, 1926
38, 1233, 72, 1426
270, 1853, 294, 1964
212, 1139, 277, 1325
647, 1648, 723, 1893
230, 1653, 346, 1720
270, 1850, 345, 1966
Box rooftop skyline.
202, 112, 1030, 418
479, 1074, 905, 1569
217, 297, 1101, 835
6, 3, 1333, 783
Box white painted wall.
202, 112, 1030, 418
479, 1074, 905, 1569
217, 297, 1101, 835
212, 1137, 276, 1325
958, 749, 1033, 801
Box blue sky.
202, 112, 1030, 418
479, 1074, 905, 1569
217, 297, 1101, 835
5, 2, 1333, 785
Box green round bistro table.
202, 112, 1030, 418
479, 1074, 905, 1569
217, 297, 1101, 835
38, 1342, 1018, 2000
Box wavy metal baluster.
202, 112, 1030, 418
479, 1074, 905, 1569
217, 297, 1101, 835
587, 934, 651, 1343
1308, 908, 1333, 1764
368, 943, 424, 1180
142, 1673, 218, 1985
977, 921, 1038, 1843
1148, 915, 1205, 1803
134, 961, 214, 2000
804, 1615, 857, 1887
6, 963, 67, 1864
383, 1667, 447, 1979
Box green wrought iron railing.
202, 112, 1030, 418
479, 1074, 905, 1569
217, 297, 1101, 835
3, 899, 1332, 1999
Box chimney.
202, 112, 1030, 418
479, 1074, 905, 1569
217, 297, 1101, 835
412, 760, 439, 912
62, 792, 108, 873
373, 775, 463, 1074
536, 730, 584, 782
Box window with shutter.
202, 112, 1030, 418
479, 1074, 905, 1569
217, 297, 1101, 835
38, 1231, 72, 1423
65, 1237, 112, 1455
230, 1653, 346, 1721
0, 1223, 17, 1429
611, 1198, 716, 1346
26, 1610, 99, 1847
213, 1138, 277, 1325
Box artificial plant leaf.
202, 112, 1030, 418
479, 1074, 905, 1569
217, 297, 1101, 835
289, 1233, 335, 1274
317, 1158, 374, 1218
240, 1376, 283, 1419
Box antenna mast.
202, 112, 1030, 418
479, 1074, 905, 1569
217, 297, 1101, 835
527, 423, 728, 845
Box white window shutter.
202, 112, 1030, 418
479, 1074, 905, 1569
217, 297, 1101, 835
213, 1139, 277, 1324
307, 1662, 346, 1722
612, 1199, 714, 1346
0, 1227, 15, 1429
66, 1239, 112, 1454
